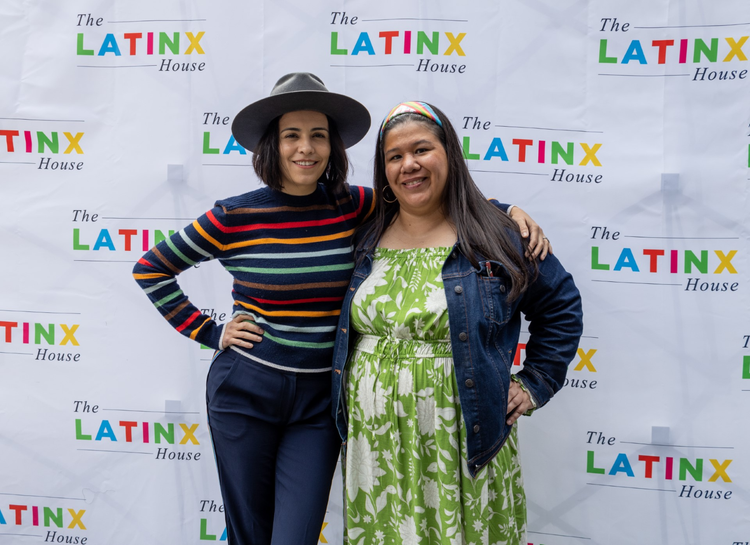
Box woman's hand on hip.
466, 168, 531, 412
506, 380, 533, 425
220, 314, 264, 350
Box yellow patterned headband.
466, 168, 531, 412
379, 101, 443, 139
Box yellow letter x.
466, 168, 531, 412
185, 32, 205, 54
708, 459, 732, 482
444, 33, 466, 56
68, 509, 86, 530
574, 348, 597, 372
714, 250, 737, 274
60, 324, 80, 346
63, 132, 84, 154
179, 423, 200, 445
579, 143, 602, 166
723, 37, 748, 62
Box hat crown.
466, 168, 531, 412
231, 72, 370, 152
270, 73, 329, 96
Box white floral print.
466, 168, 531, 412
346, 433, 387, 502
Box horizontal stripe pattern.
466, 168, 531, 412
133, 184, 374, 372
224, 246, 352, 260
233, 278, 350, 292
225, 263, 354, 275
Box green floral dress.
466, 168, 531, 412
344, 247, 527, 545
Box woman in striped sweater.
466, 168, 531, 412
133, 73, 549, 545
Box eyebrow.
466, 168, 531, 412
384, 138, 432, 155
280, 126, 329, 133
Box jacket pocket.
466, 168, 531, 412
477, 263, 511, 326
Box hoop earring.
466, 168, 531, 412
382, 186, 398, 204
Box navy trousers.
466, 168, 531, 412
206, 349, 342, 545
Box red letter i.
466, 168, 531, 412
670, 250, 678, 273
404, 31, 411, 54
666, 457, 673, 480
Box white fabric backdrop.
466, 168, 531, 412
0, 1, 748, 543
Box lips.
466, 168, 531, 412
402, 177, 425, 188
293, 160, 318, 167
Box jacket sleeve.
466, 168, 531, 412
515, 254, 583, 407
488, 199, 510, 213
131, 205, 231, 349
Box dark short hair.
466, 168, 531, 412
252, 114, 349, 194
359, 104, 536, 300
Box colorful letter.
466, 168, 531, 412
444, 32, 466, 56
462, 136, 480, 160
203, 132, 220, 154
613, 248, 639, 272
75, 419, 92, 441
98, 34, 122, 56
95, 420, 117, 441
351, 32, 375, 55
483, 138, 509, 161
608, 453, 635, 477
598, 39, 617, 63
93, 229, 116, 251
330, 32, 347, 55
591, 247, 610, 270
586, 450, 605, 474
621, 40, 647, 64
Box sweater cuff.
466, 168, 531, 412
217, 323, 228, 351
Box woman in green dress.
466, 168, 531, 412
331, 102, 583, 544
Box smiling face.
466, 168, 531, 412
382, 120, 449, 217
277, 110, 331, 195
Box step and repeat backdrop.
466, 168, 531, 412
1, 0, 748, 544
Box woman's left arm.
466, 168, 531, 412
513, 254, 583, 410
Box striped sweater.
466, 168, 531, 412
133, 183, 375, 372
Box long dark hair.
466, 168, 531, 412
357, 104, 536, 300
252, 114, 349, 194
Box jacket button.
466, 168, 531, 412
350, 287, 355, 291
454, 285, 463, 294
451, 252, 457, 259
459, 332, 468, 341
473, 424, 480, 433
465, 379, 474, 388
499, 285, 506, 293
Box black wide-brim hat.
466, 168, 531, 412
232, 72, 371, 152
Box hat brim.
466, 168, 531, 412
231, 90, 371, 152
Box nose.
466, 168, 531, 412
298, 135, 314, 154
401, 153, 420, 172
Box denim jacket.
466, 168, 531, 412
331, 235, 583, 477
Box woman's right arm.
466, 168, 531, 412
131, 206, 262, 350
